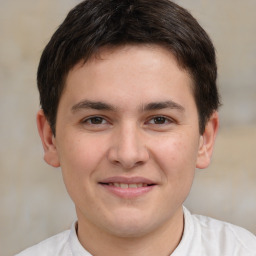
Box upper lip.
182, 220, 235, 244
99, 176, 156, 185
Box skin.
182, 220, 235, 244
37, 44, 218, 256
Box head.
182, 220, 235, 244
37, 0, 220, 136
37, 1, 220, 249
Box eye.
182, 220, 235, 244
147, 116, 172, 125
82, 116, 108, 125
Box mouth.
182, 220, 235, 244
99, 182, 155, 189
98, 177, 156, 198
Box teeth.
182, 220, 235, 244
112, 183, 146, 188
120, 183, 129, 189
129, 184, 137, 188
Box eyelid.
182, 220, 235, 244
81, 115, 111, 125
145, 115, 175, 125
80, 114, 176, 127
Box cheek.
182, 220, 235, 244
57, 135, 107, 204
57, 134, 107, 181
152, 133, 199, 177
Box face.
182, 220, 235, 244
38, 45, 218, 239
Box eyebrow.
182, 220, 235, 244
143, 101, 185, 112
71, 100, 115, 112
71, 100, 184, 113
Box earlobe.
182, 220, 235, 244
196, 111, 219, 169
37, 110, 60, 167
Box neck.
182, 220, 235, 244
76, 207, 184, 256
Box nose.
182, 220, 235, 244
107, 123, 149, 169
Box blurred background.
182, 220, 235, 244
0, 0, 255, 255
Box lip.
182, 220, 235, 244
100, 176, 156, 185
98, 176, 157, 198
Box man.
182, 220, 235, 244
16, 0, 256, 255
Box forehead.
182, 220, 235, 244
61, 44, 195, 110
66, 44, 192, 82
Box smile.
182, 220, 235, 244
98, 177, 156, 198
101, 183, 153, 189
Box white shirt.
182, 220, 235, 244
16, 207, 256, 256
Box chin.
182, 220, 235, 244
103, 209, 156, 238
107, 222, 151, 238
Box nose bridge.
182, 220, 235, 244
108, 121, 149, 169
120, 122, 140, 153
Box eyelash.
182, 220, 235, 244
82, 115, 174, 126
146, 115, 174, 125
82, 116, 109, 125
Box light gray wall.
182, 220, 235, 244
0, 1, 255, 255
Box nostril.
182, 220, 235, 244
135, 161, 144, 166
112, 160, 120, 166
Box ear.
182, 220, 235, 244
36, 110, 60, 167
196, 111, 219, 169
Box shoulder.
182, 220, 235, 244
15, 229, 71, 256
192, 211, 256, 255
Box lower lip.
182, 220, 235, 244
100, 184, 155, 198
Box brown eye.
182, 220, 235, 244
146, 115, 175, 131
83, 116, 107, 125
147, 116, 174, 126
90, 117, 104, 124
153, 116, 167, 124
